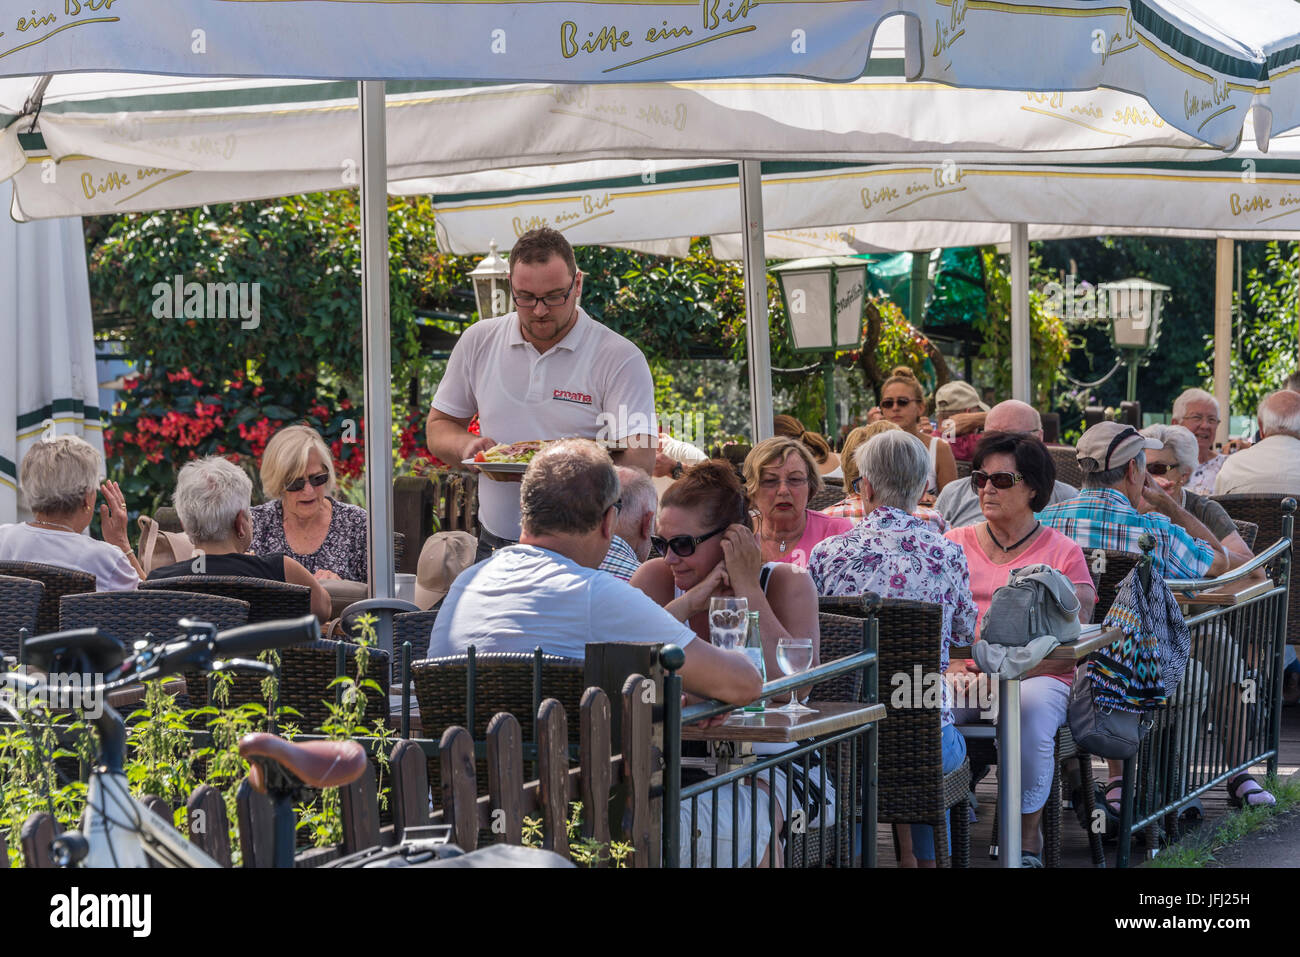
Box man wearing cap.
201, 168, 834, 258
1039, 421, 1229, 580
934, 400, 1078, 529
425, 227, 657, 564
933, 380, 989, 462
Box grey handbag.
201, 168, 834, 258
979, 563, 1082, 647
1066, 668, 1152, 760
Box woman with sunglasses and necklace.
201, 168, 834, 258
879, 367, 956, 503
250, 425, 370, 582
943, 431, 1096, 867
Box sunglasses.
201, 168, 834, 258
285, 471, 330, 493
971, 470, 1024, 491
1146, 463, 1176, 476
880, 398, 916, 410
651, 524, 728, 558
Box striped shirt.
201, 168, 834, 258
598, 535, 641, 581
1038, 487, 1215, 580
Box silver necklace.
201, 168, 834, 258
30, 519, 77, 534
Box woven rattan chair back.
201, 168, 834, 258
810, 611, 867, 704
0, 560, 95, 638
394, 608, 440, 664
140, 574, 311, 623
59, 590, 250, 641
1210, 494, 1299, 643
1047, 446, 1084, 489
0, 574, 42, 657
1232, 519, 1259, 550
955, 460, 973, 479
1086, 550, 1142, 622
808, 483, 849, 512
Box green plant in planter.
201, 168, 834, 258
0, 709, 93, 867
520, 801, 633, 868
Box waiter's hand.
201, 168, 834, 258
461, 434, 496, 471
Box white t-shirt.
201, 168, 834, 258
652, 435, 710, 498
0, 523, 138, 591
428, 543, 695, 660
1214, 435, 1300, 496
432, 308, 656, 540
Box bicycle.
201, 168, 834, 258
3, 615, 367, 868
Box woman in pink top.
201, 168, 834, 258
943, 431, 1096, 868
744, 437, 852, 569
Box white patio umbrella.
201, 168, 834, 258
0, 178, 103, 523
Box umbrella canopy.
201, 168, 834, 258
0, 178, 103, 523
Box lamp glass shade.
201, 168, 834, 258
780, 269, 833, 351
834, 264, 868, 351
470, 241, 513, 319
1101, 278, 1167, 350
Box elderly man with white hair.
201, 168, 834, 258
146, 456, 332, 622
0, 436, 143, 590
598, 465, 658, 580
1214, 390, 1300, 496
1171, 387, 1227, 495
933, 400, 1078, 529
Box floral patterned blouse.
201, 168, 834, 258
807, 506, 978, 727
250, 498, 370, 583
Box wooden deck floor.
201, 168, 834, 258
871, 704, 1300, 868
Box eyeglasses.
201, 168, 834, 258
511, 274, 577, 309
880, 398, 916, 410
1180, 413, 1220, 427
610, 499, 623, 513
851, 477, 863, 495
758, 475, 809, 491
971, 470, 1024, 491
1146, 463, 1176, 476
651, 524, 728, 558
285, 472, 330, 493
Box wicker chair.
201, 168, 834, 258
1046, 445, 1084, 489
0, 560, 95, 640
819, 595, 971, 867
1211, 494, 1300, 642
140, 574, 311, 623
0, 575, 42, 658
394, 608, 440, 666
1087, 550, 1143, 622
955, 460, 973, 480
412, 650, 585, 797
808, 480, 848, 512
1232, 519, 1258, 550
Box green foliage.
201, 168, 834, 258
975, 247, 1071, 409
1196, 240, 1299, 418
0, 711, 90, 867
521, 801, 633, 867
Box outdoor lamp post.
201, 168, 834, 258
1098, 277, 1170, 403
771, 257, 868, 441
470, 240, 513, 319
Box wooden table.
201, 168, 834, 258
1173, 577, 1273, 607
681, 701, 887, 743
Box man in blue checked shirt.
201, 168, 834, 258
1039, 421, 1229, 581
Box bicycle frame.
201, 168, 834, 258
81, 769, 222, 869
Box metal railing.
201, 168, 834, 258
660, 633, 880, 868
1112, 505, 1293, 866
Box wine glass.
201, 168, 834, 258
773, 638, 816, 714
708, 596, 748, 651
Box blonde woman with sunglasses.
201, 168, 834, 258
879, 367, 956, 503
251, 424, 370, 582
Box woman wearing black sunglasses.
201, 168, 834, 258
250, 424, 370, 583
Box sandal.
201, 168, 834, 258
1020, 851, 1044, 868
1226, 773, 1276, 809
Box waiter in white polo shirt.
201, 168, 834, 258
427, 228, 658, 562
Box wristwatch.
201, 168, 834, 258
671, 461, 684, 479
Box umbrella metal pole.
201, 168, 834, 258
1009, 223, 1030, 404
739, 160, 774, 443
997, 676, 1022, 868
359, 80, 396, 670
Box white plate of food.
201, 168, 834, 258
463, 440, 549, 480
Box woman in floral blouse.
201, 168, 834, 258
808, 429, 977, 867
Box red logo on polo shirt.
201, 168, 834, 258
553, 389, 593, 405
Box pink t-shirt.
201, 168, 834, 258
775, 509, 853, 569
943, 524, 1095, 684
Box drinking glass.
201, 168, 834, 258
773, 638, 816, 714
708, 597, 749, 651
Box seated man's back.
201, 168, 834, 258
429, 543, 694, 659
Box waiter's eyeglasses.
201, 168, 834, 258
511, 274, 577, 308
651, 525, 727, 558
285, 472, 330, 493
971, 470, 1023, 491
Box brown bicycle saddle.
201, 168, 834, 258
239, 733, 367, 792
